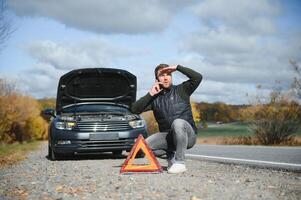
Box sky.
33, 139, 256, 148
0, 0, 300, 104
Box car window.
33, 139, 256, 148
61, 104, 130, 114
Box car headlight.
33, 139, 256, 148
129, 120, 145, 129
125, 114, 139, 121
55, 121, 76, 130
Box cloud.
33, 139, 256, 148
178, 53, 295, 88
18, 64, 62, 98
8, 0, 192, 34
176, 0, 301, 103
19, 38, 150, 98
23, 38, 145, 70
9, 0, 301, 105
192, 0, 280, 35
192, 80, 257, 104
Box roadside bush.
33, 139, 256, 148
198, 102, 241, 123
201, 120, 208, 129
0, 78, 48, 143
240, 96, 301, 145
191, 102, 201, 123
222, 136, 254, 145
222, 135, 301, 146
24, 117, 48, 140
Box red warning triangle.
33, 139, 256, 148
120, 134, 162, 173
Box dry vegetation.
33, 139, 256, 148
0, 141, 41, 168
196, 136, 301, 145
0, 78, 49, 144
240, 96, 301, 145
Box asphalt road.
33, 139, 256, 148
186, 144, 301, 172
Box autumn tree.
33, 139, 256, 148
0, 78, 48, 143
198, 102, 241, 123
191, 102, 201, 123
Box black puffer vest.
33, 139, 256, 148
152, 85, 197, 133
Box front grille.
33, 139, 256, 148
74, 121, 131, 132
73, 139, 135, 148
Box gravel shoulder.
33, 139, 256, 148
1, 141, 300, 200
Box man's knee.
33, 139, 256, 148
171, 119, 187, 131
145, 132, 167, 149
145, 136, 155, 149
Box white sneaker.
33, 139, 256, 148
167, 163, 187, 174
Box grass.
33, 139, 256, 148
0, 141, 41, 168
198, 122, 301, 137
196, 122, 301, 145
198, 122, 252, 137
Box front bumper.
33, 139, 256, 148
50, 128, 147, 154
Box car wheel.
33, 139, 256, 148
112, 150, 123, 156
48, 145, 58, 161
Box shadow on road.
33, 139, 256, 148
45, 152, 127, 161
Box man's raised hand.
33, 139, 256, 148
149, 81, 163, 96
157, 65, 177, 76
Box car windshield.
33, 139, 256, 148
61, 104, 130, 114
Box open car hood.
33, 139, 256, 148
56, 68, 136, 113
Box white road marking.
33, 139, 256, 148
186, 154, 301, 167
195, 145, 301, 150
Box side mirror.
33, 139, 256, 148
43, 108, 56, 117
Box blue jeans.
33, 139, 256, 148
145, 119, 196, 162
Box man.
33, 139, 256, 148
131, 64, 202, 174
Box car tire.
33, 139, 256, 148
112, 150, 123, 156
48, 145, 59, 161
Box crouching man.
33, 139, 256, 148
131, 64, 202, 174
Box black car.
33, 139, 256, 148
44, 68, 147, 160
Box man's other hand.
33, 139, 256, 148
149, 81, 163, 96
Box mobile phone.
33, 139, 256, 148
159, 84, 163, 90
